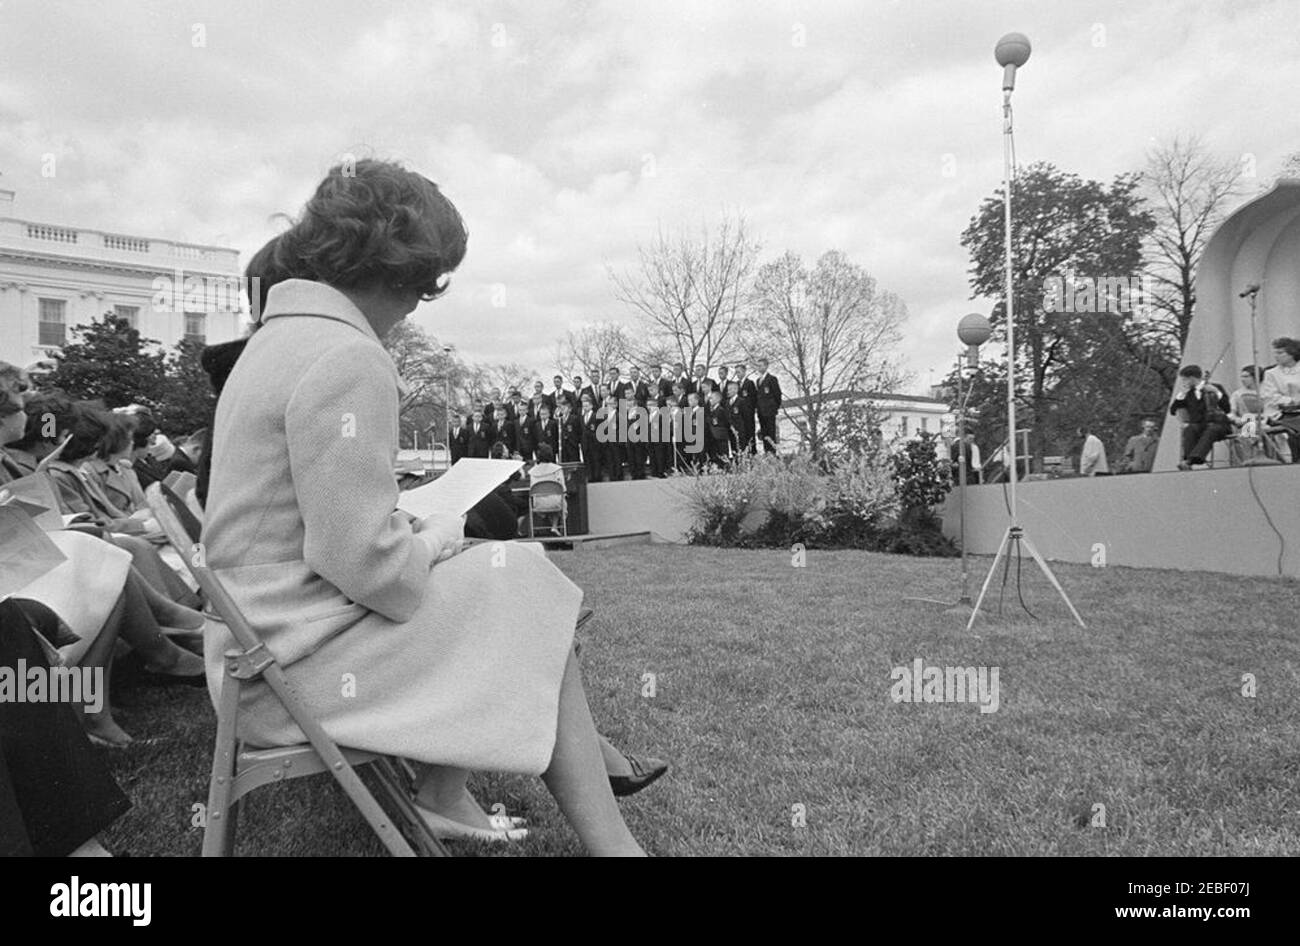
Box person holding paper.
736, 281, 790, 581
203, 160, 644, 854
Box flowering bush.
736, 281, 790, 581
679, 459, 762, 543
827, 448, 898, 524
680, 436, 954, 556
745, 453, 830, 546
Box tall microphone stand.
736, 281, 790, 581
968, 36, 1086, 630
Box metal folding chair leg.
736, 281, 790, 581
369, 758, 450, 858
202, 669, 243, 857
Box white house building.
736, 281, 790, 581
777, 389, 954, 452
0, 190, 244, 369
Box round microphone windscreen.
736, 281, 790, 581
995, 32, 1032, 68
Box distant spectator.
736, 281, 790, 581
1120, 419, 1160, 473
949, 432, 982, 484
1077, 426, 1110, 476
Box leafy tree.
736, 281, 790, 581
960, 162, 1156, 465
41, 313, 168, 410
159, 337, 216, 436
890, 431, 951, 517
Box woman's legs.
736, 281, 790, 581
73, 592, 132, 747
128, 566, 204, 631
114, 572, 205, 675
108, 534, 202, 609
412, 765, 503, 831
542, 652, 644, 856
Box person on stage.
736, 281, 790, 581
1169, 364, 1230, 470
753, 358, 783, 453
1260, 337, 1300, 462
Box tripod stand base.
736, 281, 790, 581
966, 525, 1086, 630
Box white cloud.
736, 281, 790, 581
1, 0, 1297, 385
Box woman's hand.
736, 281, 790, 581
414, 512, 467, 564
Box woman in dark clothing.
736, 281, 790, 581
0, 598, 131, 856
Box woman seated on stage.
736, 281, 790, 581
202, 159, 644, 854
1261, 337, 1300, 463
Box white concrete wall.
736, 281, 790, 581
586, 478, 700, 542
939, 467, 1300, 578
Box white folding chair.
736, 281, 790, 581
145, 483, 448, 857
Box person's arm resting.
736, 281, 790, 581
285, 343, 433, 622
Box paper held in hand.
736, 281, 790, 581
396, 458, 524, 520
0, 505, 68, 599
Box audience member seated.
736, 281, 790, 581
1, 362, 206, 747
527, 444, 567, 535
0, 598, 132, 856
202, 163, 650, 852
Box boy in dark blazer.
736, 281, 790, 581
726, 380, 752, 455
557, 400, 583, 464
579, 394, 603, 481
447, 414, 469, 464
530, 404, 560, 460
736, 363, 758, 454
572, 375, 596, 410
645, 389, 669, 478
466, 409, 493, 459
753, 357, 782, 453
705, 389, 731, 465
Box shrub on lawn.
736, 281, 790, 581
681, 446, 955, 555
680, 457, 763, 544
748, 453, 830, 546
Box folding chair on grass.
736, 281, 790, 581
144, 482, 448, 857
527, 480, 567, 538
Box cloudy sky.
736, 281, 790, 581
2, 0, 1297, 390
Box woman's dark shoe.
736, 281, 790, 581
609, 753, 669, 797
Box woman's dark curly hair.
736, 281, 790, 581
1270, 337, 1300, 362
274, 159, 467, 299
12, 391, 77, 452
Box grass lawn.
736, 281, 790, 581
101, 545, 1300, 856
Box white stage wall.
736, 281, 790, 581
938, 468, 1300, 578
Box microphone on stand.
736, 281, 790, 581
995, 33, 1032, 91
1238, 283, 1261, 298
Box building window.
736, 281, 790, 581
183, 311, 206, 344
900, 416, 909, 437
38, 298, 67, 347
920, 416, 928, 431
113, 304, 139, 329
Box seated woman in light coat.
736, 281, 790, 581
202, 160, 644, 855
